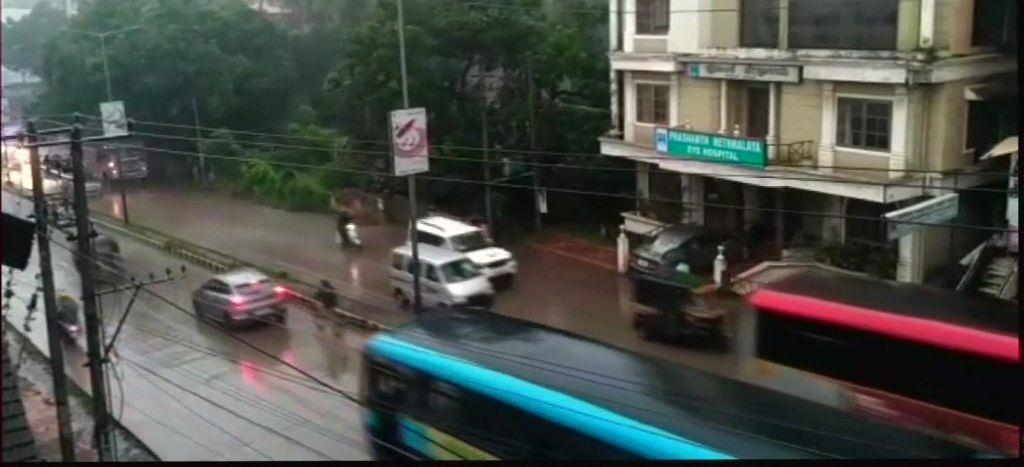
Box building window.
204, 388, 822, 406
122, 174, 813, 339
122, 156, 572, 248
836, 98, 892, 152
972, 0, 1018, 49
789, 0, 897, 50
636, 0, 669, 35
741, 0, 779, 47
636, 83, 669, 125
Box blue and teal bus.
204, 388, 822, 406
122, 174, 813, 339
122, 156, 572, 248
361, 309, 980, 460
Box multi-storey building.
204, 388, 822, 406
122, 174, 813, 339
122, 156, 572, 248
601, 0, 1017, 283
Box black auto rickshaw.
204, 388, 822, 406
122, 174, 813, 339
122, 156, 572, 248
56, 293, 82, 342
629, 271, 727, 349
74, 235, 125, 284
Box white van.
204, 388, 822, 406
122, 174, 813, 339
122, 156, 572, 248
413, 216, 517, 283
389, 244, 495, 309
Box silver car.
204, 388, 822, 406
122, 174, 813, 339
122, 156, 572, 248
192, 269, 287, 330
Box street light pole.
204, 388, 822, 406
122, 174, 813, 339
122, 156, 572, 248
99, 34, 112, 102
65, 27, 140, 224
396, 0, 422, 313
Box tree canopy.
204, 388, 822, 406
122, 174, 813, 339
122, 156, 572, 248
18, 0, 625, 221
2, 1, 68, 76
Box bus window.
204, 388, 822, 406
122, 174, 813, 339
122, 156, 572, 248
756, 312, 1016, 425
426, 380, 460, 420
369, 364, 407, 410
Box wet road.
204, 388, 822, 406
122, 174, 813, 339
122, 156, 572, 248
91, 186, 744, 378
3, 190, 372, 460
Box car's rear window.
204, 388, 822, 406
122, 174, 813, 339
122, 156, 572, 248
234, 278, 272, 295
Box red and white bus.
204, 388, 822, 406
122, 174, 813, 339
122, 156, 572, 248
740, 269, 1019, 457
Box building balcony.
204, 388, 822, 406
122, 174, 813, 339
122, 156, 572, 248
599, 132, 1002, 204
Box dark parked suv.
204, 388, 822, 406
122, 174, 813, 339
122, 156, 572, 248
630, 224, 745, 278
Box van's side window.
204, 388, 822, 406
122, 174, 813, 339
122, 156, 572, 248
406, 259, 420, 276
391, 254, 405, 271
425, 265, 440, 282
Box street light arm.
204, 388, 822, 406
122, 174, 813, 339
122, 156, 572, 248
62, 28, 102, 37
100, 25, 143, 37
61, 25, 143, 38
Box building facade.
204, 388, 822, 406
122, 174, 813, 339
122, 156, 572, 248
601, 0, 1017, 283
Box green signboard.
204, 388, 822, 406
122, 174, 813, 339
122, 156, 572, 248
655, 128, 767, 168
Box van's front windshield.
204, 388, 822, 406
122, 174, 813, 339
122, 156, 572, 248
450, 231, 490, 252
440, 259, 482, 283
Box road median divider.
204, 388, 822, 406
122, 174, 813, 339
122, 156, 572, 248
90, 211, 392, 332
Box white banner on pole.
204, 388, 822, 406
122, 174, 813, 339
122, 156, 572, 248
536, 189, 548, 214
99, 101, 128, 137
390, 107, 429, 176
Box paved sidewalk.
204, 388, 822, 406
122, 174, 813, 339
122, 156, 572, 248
528, 233, 619, 271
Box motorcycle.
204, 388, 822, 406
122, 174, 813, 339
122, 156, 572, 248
335, 223, 362, 248
56, 294, 82, 343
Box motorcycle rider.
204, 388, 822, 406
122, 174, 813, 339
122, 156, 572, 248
335, 209, 353, 247
314, 279, 338, 332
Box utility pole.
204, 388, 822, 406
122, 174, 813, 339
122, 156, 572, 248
527, 57, 542, 230
69, 125, 114, 461
24, 122, 77, 462
396, 0, 422, 312
191, 96, 204, 185
481, 109, 493, 237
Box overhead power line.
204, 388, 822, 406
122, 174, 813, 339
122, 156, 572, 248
114, 128, 1013, 195
64, 113, 1011, 176
97, 141, 1016, 234
445, 0, 919, 15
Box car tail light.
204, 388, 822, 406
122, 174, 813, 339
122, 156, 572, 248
273, 285, 286, 295
67, 325, 80, 334
229, 295, 246, 310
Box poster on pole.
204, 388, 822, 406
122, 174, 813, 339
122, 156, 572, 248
99, 101, 128, 137
390, 108, 429, 176
536, 189, 548, 214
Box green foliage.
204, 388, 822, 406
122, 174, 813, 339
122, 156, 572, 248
35, 0, 297, 131
28, 0, 618, 219
2, 2, 68, 75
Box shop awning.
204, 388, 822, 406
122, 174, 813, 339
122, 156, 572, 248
980, 136, 1019, 160
964, 81, 1017, 101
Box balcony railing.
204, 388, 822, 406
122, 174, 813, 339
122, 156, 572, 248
770, 140, 816, 168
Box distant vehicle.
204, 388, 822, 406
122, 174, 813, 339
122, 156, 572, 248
191, 269, 288, 330
361, 309, 982, 460
413, 216, 516, 286
8, 164, 61, 196
746, 269, 1019, 457
91, 141, 148, 181
47, 163, 102, 198
630, 224, 744, 278
389, 243, 494, 309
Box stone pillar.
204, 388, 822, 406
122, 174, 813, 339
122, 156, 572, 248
681, 174, 705, 225
713, 244, 727, 286
822, 196, 846, 244
767, 82, 780, 161
636, 161, 649, 210
719, 79, 729, 133
896, 231, 925, 283
617, 225, 629, 274
777, 0, 789, 49
818, 82, 836, 172
743, 184, 759, 231
889, 85, 909, 179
